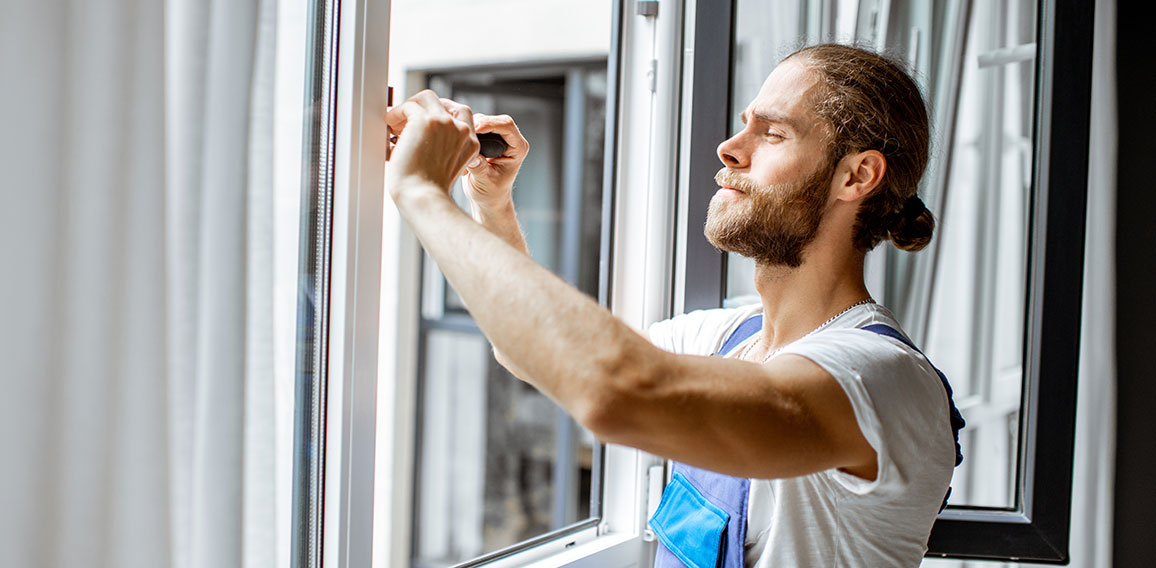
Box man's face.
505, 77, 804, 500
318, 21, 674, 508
704, 60, 835, 268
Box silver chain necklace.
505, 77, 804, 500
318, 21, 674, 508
739, 297, 876, 364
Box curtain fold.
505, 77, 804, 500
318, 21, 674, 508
1, 0, 170, 565
243, 1, 280, 566
168, 0, 258, 565
168, 0, 279, 566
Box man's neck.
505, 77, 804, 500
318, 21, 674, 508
751, 243, 871, 358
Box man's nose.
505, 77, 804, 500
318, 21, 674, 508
717, 133, 748, 169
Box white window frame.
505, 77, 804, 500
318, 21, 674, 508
337, 0, 1095, 562
321, 0, 390, 565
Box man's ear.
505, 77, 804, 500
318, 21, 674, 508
833, 150, 886, 202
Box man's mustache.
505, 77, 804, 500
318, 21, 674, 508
715, 168, 762, 193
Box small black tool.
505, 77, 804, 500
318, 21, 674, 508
477, 132, 508, 158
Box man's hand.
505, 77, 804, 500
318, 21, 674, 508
460, 111, 530, 211
385, 90, 479, 203
429, 100, 532, 256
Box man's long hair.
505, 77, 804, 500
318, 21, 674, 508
786, 44, 935, 251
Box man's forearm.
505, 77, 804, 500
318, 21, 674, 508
470, 197, 529, 255
397, 186, 651, 421
468, 195, 531, 373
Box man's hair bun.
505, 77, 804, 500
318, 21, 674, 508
889, 196, 935, 251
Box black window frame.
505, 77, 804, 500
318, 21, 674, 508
678, 0, 1094, 562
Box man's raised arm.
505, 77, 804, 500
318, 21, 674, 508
385, 90, 876, 482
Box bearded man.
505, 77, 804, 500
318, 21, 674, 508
385, 43, 963, 567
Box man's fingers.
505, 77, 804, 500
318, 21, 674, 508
412, 89, 450, 114
385, 99, 426, 133
472, 114, 529, 158
387, 91, 478, 150
474, 113, 515, 134
432, 96, 480, 166
440, 97, 477, 134
386, 90, 479, 177
387, 90, 458, 131
414, 91, 474, 138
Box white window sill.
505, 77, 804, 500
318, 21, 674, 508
483, 531, 644, 568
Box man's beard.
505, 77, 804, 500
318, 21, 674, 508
704, 161, 834, 268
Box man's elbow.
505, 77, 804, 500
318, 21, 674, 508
572, 344, 663, 444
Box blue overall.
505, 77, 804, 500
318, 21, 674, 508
649, 315, 965, 568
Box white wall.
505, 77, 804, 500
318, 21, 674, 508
388, 0, 612, 93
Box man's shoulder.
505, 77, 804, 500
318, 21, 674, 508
646, 304, 761, 356
792, 304, 919, 357
782, 317, 949, 425
787, 322, 931, 379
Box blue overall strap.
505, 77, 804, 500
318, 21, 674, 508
652, 316, 762, 568
861, 324, 965, 512
860, 324, 965, 467
716, 314, 763, 358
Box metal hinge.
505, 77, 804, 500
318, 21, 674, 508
637, 0, 659, 18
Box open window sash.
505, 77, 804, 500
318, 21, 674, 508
676, 0, 1093, 562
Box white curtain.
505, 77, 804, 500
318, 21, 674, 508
0, 0, 284, 566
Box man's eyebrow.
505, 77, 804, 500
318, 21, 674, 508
741, 109, 805, 133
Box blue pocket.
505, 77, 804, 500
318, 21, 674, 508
648, 472, 729, 568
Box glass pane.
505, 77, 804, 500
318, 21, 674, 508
920, 0, 1036, 512
413, 67, 606, 566
386, 0, 614, 554
726, 0, 1037, 510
